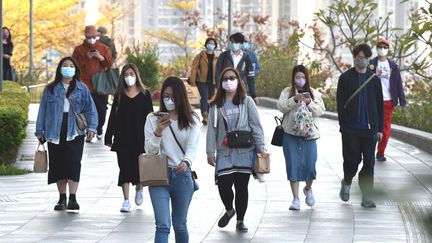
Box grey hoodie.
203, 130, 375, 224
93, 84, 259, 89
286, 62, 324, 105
206, 96, 265, 159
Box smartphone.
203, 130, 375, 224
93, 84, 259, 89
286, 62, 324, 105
157, 112, 169, 120
302, 92, 310, 98
90, 49, 97, 53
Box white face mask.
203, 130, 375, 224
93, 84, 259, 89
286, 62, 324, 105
163, 97, 175, 111
377, 48, 388, 57
125, 76, 136, 87
222, 79, 238, 93
86, 38, 96, 45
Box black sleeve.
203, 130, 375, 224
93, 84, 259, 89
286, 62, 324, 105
245, 55, 256, 98
336, 74, 345, 127
144, 90, 154, 114
104, 95, 118, 145
215, 52, 225, 83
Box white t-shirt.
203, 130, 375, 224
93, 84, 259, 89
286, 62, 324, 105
231, 50, 243, 69
63, 83, 70, 112
377, 60, 392, 101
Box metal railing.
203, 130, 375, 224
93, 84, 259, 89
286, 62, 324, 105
24, 83, 47, 103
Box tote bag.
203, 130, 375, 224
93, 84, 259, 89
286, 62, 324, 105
91, 68, 119, 95
139, 154, 169, 186
34, 142, 48, 173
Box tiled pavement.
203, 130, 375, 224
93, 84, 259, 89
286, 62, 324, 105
0, 104, 431, 243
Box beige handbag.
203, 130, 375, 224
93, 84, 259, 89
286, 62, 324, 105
34, 142, 48, 173
255, 153, 270, 174
139, 154, 169, 186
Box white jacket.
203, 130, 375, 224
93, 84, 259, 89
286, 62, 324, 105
276, 87, 326, 140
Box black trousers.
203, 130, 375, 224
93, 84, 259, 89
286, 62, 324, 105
91, 93, 108, 135
341, 130, 378, 197
217, 173, 250, 221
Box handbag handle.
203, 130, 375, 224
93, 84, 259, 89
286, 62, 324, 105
274, 115, 285, 126
37, 142, 46, 152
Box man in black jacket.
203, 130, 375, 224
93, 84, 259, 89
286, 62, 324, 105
215, 32, 256, 100
337, 44, 384, 208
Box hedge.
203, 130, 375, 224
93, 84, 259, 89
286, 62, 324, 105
0, 81, 29, 164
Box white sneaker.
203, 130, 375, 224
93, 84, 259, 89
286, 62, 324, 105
120, 199, 131, 213
135, 188, 143, 206
289, 197, 300, 210
303, 187, 315, 207
255, 173, 266, 183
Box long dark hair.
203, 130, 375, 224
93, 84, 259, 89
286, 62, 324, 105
159, 77, 196, 130
114, 63, 147, 111
2, 27, 13, 47
209, 67, 247, 108
46, 57, 81, 97
290, 65, 314, 100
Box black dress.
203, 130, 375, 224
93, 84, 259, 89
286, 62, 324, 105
3, 42, 14, 81
105, 90, 154, 186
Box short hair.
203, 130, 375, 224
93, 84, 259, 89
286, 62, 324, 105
229, 32, 245, 43
353, 44, 372, 58
204, 37, 218, 49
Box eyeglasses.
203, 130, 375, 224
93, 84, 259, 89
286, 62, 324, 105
222, 76, 237, 82
163, 95, 174, 101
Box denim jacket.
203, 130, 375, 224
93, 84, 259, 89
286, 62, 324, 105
35, 81, 98, 144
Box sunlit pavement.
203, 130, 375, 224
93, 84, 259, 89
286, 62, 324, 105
0, 104, 431, 243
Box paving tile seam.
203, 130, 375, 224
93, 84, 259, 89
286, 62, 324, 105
388, 141, 432, 170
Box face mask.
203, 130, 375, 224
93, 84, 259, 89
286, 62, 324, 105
231, 43, 241, 52
61, 67, 75, 78
222, 79, 238, 93
294, 78, 306, 88
163, 97, 175, 111
86, 37, 96, 45
243, 42, 251, 50
125, 76, 136, 87
354, 58, 369, 69
377, 48, 388, 57
206, 44, 215, 52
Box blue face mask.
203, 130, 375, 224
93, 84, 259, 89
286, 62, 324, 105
231, 43, 241, 51
243, 42, 251, 50
61, 67, 75, 78
206, 44, 215, 52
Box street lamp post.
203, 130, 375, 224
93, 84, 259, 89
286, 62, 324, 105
29, 0, 34, 83
228, 0, 232, 36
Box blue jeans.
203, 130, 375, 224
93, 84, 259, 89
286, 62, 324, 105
196, 82, 215, 115
149, 168, 194, 243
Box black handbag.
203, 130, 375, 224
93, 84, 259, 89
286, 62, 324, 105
271, 115, 285, 146
223, 118, 254, 148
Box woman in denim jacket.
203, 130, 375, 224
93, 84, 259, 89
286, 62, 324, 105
35, 57, 98, 211
206, 67, 267, 233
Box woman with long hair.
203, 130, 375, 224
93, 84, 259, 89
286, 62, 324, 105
35, 57, 98, 210
206, 67, 267, 232
144, 77, 200, 243
277, 64, 325, 210
105, 63, 154, 212
2, 27, 14, 81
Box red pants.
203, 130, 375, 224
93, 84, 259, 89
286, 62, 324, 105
377, 100, 394, 156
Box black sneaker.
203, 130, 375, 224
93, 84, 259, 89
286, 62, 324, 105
218, 209, 235, 228
236, 221, 248, 232
376, 155, 387, 162
54, 198, 67, 211
67, 199, 80, 210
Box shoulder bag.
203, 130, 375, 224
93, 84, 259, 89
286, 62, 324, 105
168, 125, 199, 191
271, 115, 285, 146
68, 97, 88, 130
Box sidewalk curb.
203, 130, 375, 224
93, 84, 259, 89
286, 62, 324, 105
257, 97, 432, 154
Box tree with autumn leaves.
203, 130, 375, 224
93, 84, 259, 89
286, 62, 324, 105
3, 0, 86, 84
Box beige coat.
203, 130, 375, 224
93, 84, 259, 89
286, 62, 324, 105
277, 87, 326, 140
190, 50, 218, 85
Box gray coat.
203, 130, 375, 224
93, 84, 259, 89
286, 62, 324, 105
206, 96, 265, 159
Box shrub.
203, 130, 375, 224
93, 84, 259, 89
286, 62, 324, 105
393, 103, 432, 133
0, 81, 29, 164
126, 42, 160, 91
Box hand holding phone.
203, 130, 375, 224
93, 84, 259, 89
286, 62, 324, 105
302, 92, 310, 98
157, 112, 170, 120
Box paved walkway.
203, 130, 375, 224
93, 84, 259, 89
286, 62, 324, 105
0, 104, 431, 243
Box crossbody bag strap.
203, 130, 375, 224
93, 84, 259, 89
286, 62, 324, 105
169, 125, 185, 155
65, 92, 79, 117
344, 73, 376, 109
